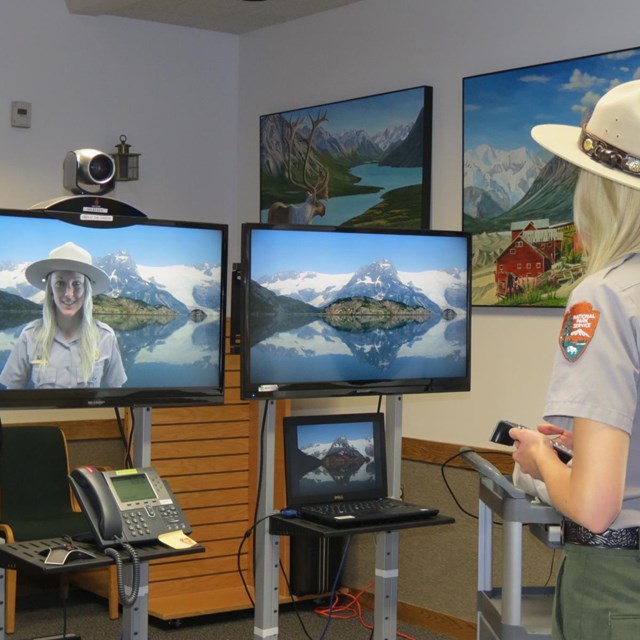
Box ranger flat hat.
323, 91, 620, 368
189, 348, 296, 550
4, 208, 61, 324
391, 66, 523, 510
532, 79, 640, 191
25, 241, 110, 294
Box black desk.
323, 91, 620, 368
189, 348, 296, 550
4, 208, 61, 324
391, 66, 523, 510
0, 536, 204, 640
269, 513, 455, 638
270, 513, 455, 538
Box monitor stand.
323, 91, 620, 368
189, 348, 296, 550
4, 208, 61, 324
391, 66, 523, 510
253, 394, 405, 640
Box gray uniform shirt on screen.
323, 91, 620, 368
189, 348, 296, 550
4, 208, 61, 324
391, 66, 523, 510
0, 319, 126, 389
544, 253, 640, 529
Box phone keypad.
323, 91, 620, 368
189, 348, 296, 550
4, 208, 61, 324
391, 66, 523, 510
122, 510, 152, 539
122, 505, 186, 541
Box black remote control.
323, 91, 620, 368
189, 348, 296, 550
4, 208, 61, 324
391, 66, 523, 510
491, 419, 573, 463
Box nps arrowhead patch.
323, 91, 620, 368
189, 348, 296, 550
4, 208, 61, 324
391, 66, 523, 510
559, 301, 600, 362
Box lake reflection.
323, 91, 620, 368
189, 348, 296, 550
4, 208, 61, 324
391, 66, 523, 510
0, 313, 221, 388
249, 315, 467, 385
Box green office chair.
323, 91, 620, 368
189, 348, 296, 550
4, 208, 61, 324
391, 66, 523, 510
0, 425, 117, 633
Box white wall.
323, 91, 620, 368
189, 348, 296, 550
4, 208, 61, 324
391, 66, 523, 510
237, 0, 640, 447
0, 0, 239, 423
0, 1, 238, 221
4, 0, 640, 443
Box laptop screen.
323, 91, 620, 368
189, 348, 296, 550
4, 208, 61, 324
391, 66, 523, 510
283, 413, 388, 506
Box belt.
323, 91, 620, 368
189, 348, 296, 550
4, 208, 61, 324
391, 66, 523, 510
562, 519, 640, 549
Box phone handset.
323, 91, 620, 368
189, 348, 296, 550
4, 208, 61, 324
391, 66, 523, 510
69, 466, 123, 548
68, 465, 140, 607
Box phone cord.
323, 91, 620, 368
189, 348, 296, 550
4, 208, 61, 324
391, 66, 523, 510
104, 540, 141, 607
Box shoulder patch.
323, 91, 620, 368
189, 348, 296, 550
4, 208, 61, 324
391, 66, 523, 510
559, 301, 600, 362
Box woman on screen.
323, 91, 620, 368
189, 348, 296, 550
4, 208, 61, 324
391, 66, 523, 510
0, 242, 126, 389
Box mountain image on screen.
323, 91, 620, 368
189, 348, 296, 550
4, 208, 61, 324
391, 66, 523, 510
249, 257, 467, 379
0, 251, 222, 388
295, 435, 375, 489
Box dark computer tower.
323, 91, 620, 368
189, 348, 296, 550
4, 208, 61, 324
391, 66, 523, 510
288, 536, 346, 596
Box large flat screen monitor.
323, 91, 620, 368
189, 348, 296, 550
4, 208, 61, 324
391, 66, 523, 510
240, 223, 471, 399
0, 208, 227, 408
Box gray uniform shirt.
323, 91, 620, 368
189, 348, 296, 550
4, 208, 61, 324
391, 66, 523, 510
0, 319, 127, 389
544, 253, 640, 528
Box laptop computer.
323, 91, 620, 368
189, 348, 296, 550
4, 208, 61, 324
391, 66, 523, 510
282, 412, 439, 528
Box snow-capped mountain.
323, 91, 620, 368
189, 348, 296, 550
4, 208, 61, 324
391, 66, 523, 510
371, 123, 412, 151
335, 129, 383, 159
260, 112, 416, 179
297, 435, 376, 486
257, 269, 350, 307
257, 259, 467, 314
0, 260, 40, 303
0, 251, 221, 314
325, 259, 440, 313
301, 436, 374, 461
464, 144, 546, 218
398, 267, 467, 310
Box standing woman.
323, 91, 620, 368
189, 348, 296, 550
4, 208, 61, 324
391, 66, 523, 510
510, 80, 640, 639
0, 241, 126, 389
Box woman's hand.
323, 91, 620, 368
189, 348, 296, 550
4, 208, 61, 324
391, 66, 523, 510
509, 426, 556, 479
537, 423, 573, 450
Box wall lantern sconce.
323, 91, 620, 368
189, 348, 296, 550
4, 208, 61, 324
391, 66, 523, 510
112, 134, 140, 182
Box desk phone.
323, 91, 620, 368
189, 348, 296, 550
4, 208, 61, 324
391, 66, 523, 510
69, 466, 190, 550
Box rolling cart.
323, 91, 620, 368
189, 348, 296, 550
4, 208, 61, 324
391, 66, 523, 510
461, 449, 563, 640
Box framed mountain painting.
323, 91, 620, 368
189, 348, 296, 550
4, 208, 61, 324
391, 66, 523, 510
463, 45, 640, 307
260, 86, 432, 229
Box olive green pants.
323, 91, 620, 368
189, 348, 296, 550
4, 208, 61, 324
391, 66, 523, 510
553, 543, 640, 639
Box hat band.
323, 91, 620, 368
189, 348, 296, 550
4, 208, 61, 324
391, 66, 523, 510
579, 127, 640, 177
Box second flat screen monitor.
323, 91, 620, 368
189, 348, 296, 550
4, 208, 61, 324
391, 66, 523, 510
240, 224, 471, 400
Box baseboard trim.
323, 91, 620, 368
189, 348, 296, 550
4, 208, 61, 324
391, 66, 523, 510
354, 590, 476, 640
402, 437, 514, 474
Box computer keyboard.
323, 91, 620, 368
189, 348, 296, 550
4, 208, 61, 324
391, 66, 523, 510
304, 497, 409, 516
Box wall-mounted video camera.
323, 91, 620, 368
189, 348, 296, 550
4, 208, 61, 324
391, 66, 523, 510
63, 149, 115, 195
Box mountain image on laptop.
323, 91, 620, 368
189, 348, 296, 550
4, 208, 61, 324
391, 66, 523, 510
295, 433, 375, 491
283, 412, 439, 527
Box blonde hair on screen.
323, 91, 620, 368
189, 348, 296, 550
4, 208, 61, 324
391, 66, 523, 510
34, 276, 99, 383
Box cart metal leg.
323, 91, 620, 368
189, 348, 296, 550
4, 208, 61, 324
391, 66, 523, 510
501, 521, 523, 626
253, 400, 280, 640
374, 529, 399, 639
0, 560, 4, 640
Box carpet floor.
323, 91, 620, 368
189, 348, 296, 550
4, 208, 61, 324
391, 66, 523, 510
12, 586, 456, 640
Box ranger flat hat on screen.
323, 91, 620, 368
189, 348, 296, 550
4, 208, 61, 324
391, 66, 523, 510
25, 241, 110, 294
532, 79, 640, 191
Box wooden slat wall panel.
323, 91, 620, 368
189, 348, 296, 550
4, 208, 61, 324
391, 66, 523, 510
152, 439, 249, 459
146, 329, 290, 620
164, 471, 247, 492
150, 555, 247, 582
152, 455, 248, 476
177, 487, 248, 509
152, 404, 251, 425
150, 539, 243, 564
150, 573, 249, 599
152, 422, 250, 442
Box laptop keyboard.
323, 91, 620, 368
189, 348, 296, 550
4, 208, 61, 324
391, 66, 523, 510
303, 497, 408, 516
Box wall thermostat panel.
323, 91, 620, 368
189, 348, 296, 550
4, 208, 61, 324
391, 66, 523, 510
11, 101, 31, 128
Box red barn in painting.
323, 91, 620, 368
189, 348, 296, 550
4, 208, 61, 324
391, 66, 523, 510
495, 219, 563, 297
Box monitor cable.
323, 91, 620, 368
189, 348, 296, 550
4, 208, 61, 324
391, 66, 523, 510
113, 406, 135, 469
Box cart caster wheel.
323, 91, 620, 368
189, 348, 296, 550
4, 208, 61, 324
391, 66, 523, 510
167, 619, 183, 629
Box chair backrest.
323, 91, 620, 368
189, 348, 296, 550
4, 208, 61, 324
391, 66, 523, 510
0, 425, 89, 539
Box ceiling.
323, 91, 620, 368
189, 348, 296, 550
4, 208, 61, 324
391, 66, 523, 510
65, 0, 365, 35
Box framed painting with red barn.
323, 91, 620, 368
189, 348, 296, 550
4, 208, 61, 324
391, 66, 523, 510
463, 45, 640, 307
